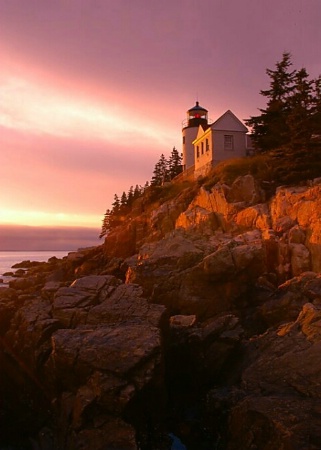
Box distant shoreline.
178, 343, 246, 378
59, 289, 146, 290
0, 224, 100, 252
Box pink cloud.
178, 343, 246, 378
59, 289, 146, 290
0, 0, 320, 233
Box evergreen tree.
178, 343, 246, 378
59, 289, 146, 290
168, 146, 183, 179
246, 52, 295, 151
127, 186, 134, 206
99, 209, 111, 239
151, 153, 170, 186
119, 191, 128, 215
120, 191, 127, 207
111, 194, 120, 214
246, 53, 321, 153
286, 68, 314, 148
151, 161, 161, 186
312, 75, 321, 136
133, 184, 142, 200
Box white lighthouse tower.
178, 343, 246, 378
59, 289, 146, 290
182, 101, 209, 170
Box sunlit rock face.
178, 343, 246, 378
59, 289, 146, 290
173, 177, 321, 281
271, 182, 321, 272
3, 176, 321, 449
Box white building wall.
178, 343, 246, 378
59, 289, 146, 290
213, 131, 247, 164
182, 127, 199, 169
186, 109, 248, 177
194, 131, 213, 172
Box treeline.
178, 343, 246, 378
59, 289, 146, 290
246, 52, 321, 152
99, 147, 182, 238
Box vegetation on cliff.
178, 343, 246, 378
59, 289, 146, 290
246, 52, 321, 152
100, 54, 321, 240
204, 54, 321, 194
100, 147, 182, 238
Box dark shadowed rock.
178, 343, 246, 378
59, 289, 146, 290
87, 282, 166, 327
228, 396, 321, 450
12, 260, 42, 269
0, 288, 18, 334
258, 271, 321, 327
5, 296, 60, 367
225, 302, 321, 449
3, 178, 321, 448
50, 323, 162, 389
52, 275, 121, 327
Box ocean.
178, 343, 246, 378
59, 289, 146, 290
0, 250, 70, 285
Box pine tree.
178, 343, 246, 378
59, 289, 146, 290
151, 160, 162, 186
151, 154, 170, 186
133, 184, 142, 200
246, 52, 295, 152
127, 186, 134, 206
120, 191, 127, 207
286, 68, 314, 149
312, 75, 321, 137
247, 54, 321, 153
111, 194, 120, 214
119, 191, 128, 215
99, 209, 111, 239
168, 146, 182, 179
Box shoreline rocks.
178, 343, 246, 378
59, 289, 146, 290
2, 177, 321, 449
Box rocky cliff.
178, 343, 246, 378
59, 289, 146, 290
1, 175, 321, 449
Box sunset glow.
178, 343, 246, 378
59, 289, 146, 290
0, 0, 320, 247
0, 208, 100, 228
0, 75, 175, 146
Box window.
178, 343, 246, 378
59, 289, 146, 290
206, 138, 209, 151
183, 136, 185, 144
201, 142, 204, 155
224, 135, 234, 151
196, 146, 200, 158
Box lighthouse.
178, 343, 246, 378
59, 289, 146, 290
182, 101, 209, 170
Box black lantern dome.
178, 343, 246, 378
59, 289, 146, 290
186, 101, 208, 128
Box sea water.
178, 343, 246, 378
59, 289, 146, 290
0, 250, 70, 285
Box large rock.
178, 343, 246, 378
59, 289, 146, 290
202, 240, 264, 281
271, 184, 321, 272
166, 313, 244, 397
87, 283, 165, 327
0, 288, 18, 334
203, 245, 236, 280
69, 417, 137, 450
49, 323, 162, 392
235, 203, 271, 230
3, 270, 167, 449
175, 185, 241, 232
228, 395, 320, 450
258, 271, 321, 327
243, 305, 321, 398
125, 231, 205, 296
227, 174, 264, 204
227, 302, 321, 449
5, 296, 60, 367
290, 243, 310, 276
5, 177, 321, 449
104, 221, 139, 259
53, 275, 121, 327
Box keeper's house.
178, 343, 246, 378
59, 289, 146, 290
182, 102, 253, 178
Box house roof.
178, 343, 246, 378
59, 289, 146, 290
192, 110, 248, 145
211, 110, 248, 132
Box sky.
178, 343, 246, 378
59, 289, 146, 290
0, 0, 320, 248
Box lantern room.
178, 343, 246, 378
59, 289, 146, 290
185, 101, 208, 128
